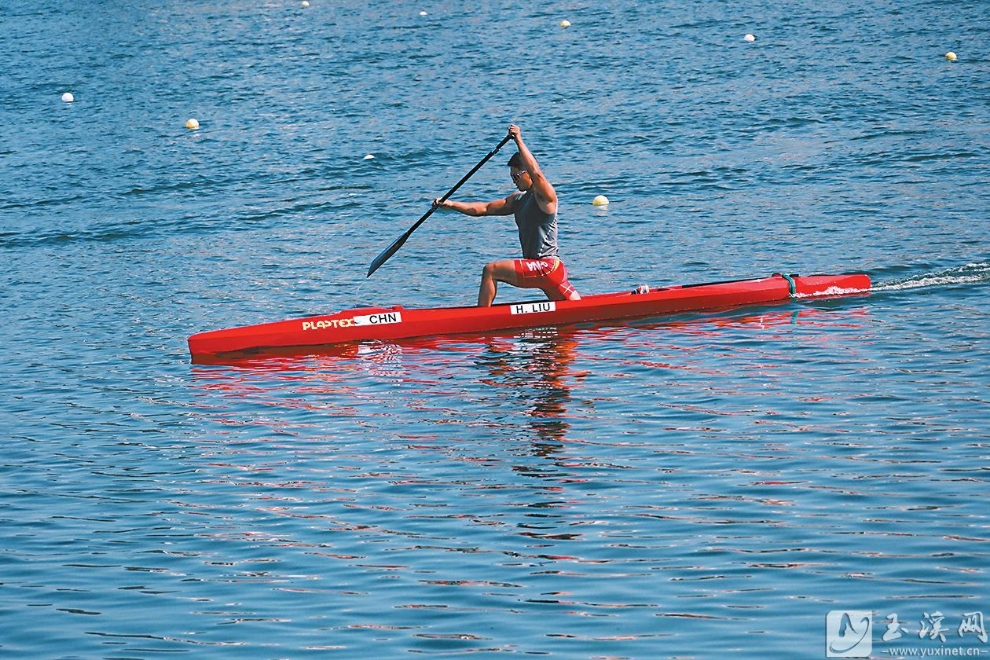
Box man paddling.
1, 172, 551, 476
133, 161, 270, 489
433, 124, 581, 307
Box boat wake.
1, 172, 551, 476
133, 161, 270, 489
793, 285, 869, 299
872, 261, 990, 293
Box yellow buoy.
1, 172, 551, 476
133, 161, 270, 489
560, 20, 571, 28
945, 51, 957, 62
301, 0, 309, 6
592, 195, 609, 206
185, 118, 200, 130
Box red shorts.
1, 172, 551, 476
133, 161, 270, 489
513, 257, 580, 301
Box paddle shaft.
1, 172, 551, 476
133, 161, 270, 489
367, 133, 513, 277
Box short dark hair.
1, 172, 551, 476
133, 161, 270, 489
507, 152, 524, 168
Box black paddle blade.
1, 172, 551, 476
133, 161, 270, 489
367, 232, 410, 278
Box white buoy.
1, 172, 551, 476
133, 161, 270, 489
744, 33, 756, 42
560, 20, 571, 28
301, 1, 309, 6
61, 92, 74, 103
363, 154, 375, 160
945, 51, 957, 62
420, 11, 427, 16
592, 195, 609, 206
185, 118, 200, 130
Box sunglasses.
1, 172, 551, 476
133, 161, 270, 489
510, 170, 528, 182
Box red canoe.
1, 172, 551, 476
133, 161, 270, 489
188, 272, 870, 361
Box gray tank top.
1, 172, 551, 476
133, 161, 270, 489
512, 191, 559, 259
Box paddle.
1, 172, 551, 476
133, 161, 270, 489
367, 133, 513, 277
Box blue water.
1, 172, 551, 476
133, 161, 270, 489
2, 0, 988, 657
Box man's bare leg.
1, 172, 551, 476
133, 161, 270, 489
478, 260, 522, 307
